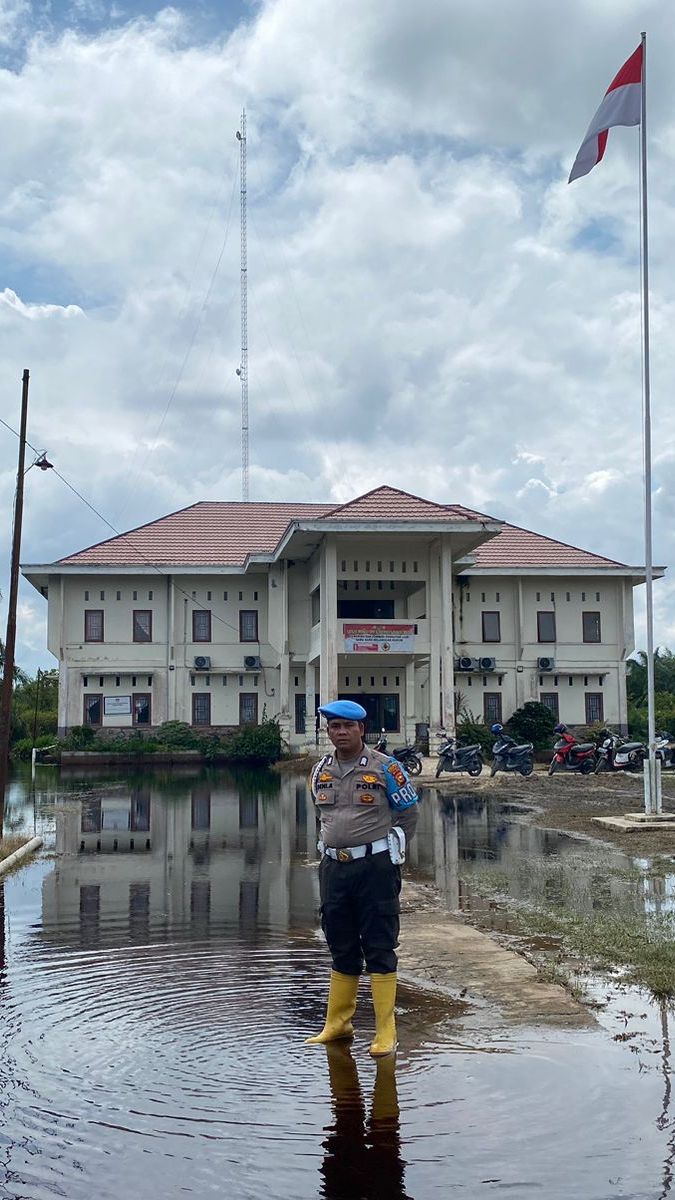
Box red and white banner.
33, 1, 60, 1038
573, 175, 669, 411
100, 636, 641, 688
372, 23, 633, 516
343, 622, 416, 653
569, 44, 642, 182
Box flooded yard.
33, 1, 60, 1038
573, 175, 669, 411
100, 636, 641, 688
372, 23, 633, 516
1, 764, 675, 1198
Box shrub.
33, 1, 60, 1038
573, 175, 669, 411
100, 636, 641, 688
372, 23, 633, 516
455, 710, 494, 755
62, 725, 96, 749
11, 734, 57, 761
506, 701, 557, 750
154, 721, 203, 750
220, 718, 282, 764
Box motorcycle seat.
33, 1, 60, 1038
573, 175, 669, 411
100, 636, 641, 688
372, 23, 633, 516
622, 742, 644, 752
459, 744, 481, 753
573, 743, 594, 753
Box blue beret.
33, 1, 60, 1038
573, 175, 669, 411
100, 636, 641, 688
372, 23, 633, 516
318, 700, 367, 721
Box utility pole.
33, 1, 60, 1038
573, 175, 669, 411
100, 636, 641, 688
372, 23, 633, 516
236, 109, 249, 501
0, 370, 30, 832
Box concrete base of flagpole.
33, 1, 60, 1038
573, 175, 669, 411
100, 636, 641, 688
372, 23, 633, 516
643, 756, 662, 815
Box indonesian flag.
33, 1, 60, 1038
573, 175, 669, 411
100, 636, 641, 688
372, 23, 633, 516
569, 44, 643, 182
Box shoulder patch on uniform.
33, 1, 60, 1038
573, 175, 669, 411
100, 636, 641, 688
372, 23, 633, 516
387, 761, 407, 788
359, 755, 368, 766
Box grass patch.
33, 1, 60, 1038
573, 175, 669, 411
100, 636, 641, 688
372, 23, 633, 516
0, 836, 29, 860
463, 868, 675, 999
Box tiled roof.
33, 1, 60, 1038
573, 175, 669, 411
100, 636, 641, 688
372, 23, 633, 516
321, 485, 495, 523
57, 502, 335, 567
471, 523, 630, 570
53, 486, 630, 572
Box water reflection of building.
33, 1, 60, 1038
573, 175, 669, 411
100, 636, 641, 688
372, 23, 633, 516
43, 773, 320, 946
412, 791, 639, 916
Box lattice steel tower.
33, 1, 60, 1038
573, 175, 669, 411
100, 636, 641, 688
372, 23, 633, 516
236, 109, 249, 500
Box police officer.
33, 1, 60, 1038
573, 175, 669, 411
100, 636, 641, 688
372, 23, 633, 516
305, 700, 419, 1056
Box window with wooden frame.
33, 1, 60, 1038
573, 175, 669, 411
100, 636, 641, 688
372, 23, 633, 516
483, 693, 503, 725
192, 692, 211, 726
132, 610, 152, 643
83, 694, 102, 725
585, 693, 604, 724
133, 694, 151, 725
481, 611, 501, 642
540, 692, 560, 719
239, 692, 258, 726
582, 611, 602, 643
239, 610, 258, 642
192, 609, 212, 642
537, 611, 556, 642
84, 609, 104, 642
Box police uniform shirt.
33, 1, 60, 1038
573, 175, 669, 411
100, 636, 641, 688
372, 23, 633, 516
310, 744, 418, 850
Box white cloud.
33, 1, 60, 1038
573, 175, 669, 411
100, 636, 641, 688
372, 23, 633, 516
1, 0, 675, 673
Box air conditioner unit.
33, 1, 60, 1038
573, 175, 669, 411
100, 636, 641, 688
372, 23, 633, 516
244, 655, 262, 670
537, 656, 555, 672
194, 655, 211, 670
478, 656, 496, 672
456, 656, 479, 672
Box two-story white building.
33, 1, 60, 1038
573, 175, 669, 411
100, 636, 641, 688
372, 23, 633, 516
22, 485, 661, 748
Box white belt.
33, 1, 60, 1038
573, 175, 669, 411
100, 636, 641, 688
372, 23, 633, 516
322, 836, 390, 862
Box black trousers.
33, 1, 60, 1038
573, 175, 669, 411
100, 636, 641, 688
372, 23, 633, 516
319, 851, 401, 976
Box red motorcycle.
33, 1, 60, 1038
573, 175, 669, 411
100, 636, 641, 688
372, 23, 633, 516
548, 724, 597, 775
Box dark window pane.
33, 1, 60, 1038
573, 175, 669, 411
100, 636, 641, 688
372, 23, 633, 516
193, 610, 212, 642
192, 693, 211, 726
191, 785, 211, 831
83, 694, 102, 726
239, 610, 258, 642
133, 610, 152, 642
130, 790, 151, 832
84, 610, 104, 642
537, 611, 556, 642
294, 693, 306, 734
382, 694, 400, 732
133, 694, 151, 725
81, 799, 102, 833
129, 883, 150, 939
482, 611, 501, 642
582, 611, 601, 643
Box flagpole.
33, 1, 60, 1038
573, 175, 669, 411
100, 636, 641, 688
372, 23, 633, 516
639, 30, 660, 815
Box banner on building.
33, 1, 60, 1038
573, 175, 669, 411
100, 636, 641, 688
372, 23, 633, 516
343, 622, 416, 653
104, 695, 132, 715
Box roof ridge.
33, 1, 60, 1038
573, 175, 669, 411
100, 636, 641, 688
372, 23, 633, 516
320, 484, 458, 518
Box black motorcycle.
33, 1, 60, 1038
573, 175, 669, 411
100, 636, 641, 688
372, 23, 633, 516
435, 736, 483, 778
374, 731, 423, 776
490, 732, 534, 777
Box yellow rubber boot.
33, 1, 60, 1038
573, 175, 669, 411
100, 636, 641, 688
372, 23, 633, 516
305, 971, 359, 1045
369, 972, 398, 1056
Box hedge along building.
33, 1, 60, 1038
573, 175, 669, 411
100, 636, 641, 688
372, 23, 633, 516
21, 486, 662, 749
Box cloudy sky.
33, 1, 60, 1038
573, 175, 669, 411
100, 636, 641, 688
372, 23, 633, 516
1, 0, 673, 672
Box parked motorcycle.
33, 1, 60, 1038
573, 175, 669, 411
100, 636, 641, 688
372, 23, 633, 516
374, 730, 423, 776
655, 731, 675, 768
489, 724, 534, 777
435, 736, 483, 778
548, 724, 597, 775
594, 729, 646, 773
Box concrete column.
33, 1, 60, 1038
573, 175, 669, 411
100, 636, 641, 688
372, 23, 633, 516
279, 564, 290, 718
427, 540, 443, 752
405, 660, 416, 743
167, 574, 176, 722
440, 535, 456, 736
305, 661, 316, 751
319, 536, 338, 706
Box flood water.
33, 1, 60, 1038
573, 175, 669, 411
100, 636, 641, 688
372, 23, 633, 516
1, 765, 675, 1198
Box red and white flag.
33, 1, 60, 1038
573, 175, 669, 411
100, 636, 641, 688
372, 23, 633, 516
569, 44, 643, 182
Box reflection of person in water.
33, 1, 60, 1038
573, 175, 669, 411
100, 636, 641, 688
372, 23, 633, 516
320, 1043, 411, 1200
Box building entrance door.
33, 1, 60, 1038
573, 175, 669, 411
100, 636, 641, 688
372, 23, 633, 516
339, 693, 400, 738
